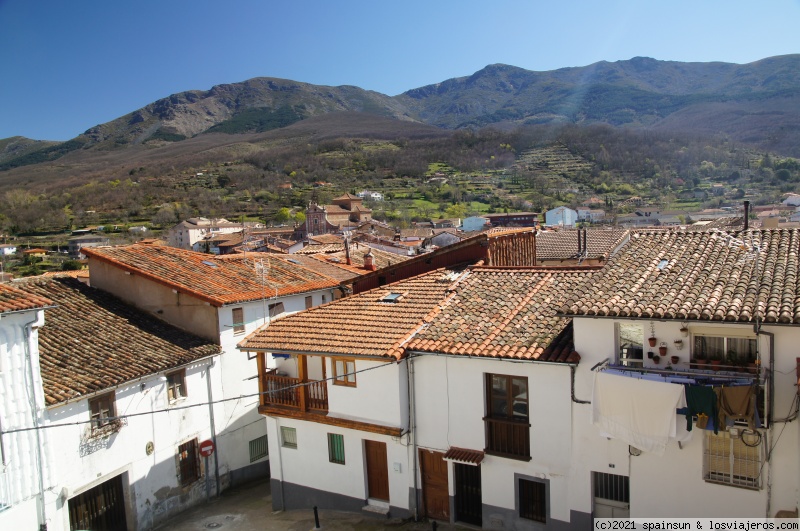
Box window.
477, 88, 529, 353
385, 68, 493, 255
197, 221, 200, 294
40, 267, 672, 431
166, 369, 186, 402
485, 374, 530, 459
232, 307, 245, 334
89, 392, 117, 431
617, 322, 643, 366
704, 431, 762, 489
281, 426, 297, 449
305, 296, 313, 309
249, 435, 268, 463
333, 359, 356, 387
327, 433, 345, 464
322, 295, 327, 304
178, 439, 200, 486
693, 334, 757, 365
268, 302, 285, 318
518, 478, 547, 522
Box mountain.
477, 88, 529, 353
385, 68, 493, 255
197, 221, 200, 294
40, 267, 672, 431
2, 54, 800, 174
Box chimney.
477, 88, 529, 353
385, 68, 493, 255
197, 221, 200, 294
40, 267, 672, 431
364, 250, 376, 271
344, 235, 352, 265
577, 229, 581, 254
743, 200, 750, 231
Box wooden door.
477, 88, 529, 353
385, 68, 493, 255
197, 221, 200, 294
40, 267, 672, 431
365, 440, 390, 501
455, 462, 481, 525
68, 474, 127, 531
420, 449, 449, 521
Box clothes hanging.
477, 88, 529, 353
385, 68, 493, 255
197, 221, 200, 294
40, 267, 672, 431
683, 385, 718, 434
592, 371, 687, 455
716, 385, 757, 430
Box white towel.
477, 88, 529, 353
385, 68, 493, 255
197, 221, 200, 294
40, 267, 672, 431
592, 371, 687, 455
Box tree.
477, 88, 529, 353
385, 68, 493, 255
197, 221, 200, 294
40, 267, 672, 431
444, 203, 467, 219
274, 207, 291, 223
293, 211, 306, 224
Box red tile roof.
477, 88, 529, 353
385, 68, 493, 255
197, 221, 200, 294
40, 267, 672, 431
406, 267, 597, 362
238, 267, 471, 360
443, 447, 485, 465
83, 244, 340, 307
0, 283, 53, 314
535, 229, 629, 262
14, 277, 221, 405
560, 229, 800, 323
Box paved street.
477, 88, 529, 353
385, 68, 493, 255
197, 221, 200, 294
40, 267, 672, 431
154, 479, 456, 531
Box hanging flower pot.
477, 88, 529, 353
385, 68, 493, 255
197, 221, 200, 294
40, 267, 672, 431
671, 355, 680, 365
652, 355, 661, 365
680, 326, 689, 337
648, 337, 657, 347
658, 342, 668, 356
673, 339, 683, 350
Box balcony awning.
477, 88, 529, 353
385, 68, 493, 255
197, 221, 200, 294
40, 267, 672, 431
443, 447, 485, 466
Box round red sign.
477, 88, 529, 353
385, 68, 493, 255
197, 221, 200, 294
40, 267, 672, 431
199, 439, 215, 457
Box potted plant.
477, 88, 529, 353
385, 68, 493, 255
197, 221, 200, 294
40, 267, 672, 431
673, 339, 683, 350
652, 354, 661, 365
648, 322, 657, 347
679, 323, 689, 337
647, 351, 655, 359
692, 352, 708, 370
658, 342, 668, 357
709, 353, 722, 370
671, 355, 680, 365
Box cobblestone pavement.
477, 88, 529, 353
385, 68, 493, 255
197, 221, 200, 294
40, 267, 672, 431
155, 479, 456, 531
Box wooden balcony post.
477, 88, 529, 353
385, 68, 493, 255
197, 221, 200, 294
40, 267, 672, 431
298, 354, 308, 412
256, 351, 266, 408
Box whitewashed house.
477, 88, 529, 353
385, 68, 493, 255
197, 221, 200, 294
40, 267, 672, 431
235, 228, 800, 524
167, 218, 264, 250
82, 244, 342, 489
357, 190, 384, 202
0, 244, 17, 256
0, 277, 223, 531
545, 206, 578, 228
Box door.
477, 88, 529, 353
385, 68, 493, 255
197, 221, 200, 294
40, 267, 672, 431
592, 472, 630, 518
455, 462, 481, 525
365, 440, 390, 501
420, 449, 449, 521
68, 474, 127, 531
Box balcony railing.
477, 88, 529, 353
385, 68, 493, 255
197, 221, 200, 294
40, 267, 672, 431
484, 416, 531, 460
262, 372, 328, 412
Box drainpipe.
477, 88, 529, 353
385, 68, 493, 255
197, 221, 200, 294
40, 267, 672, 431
22, 312, 48, 531
205, 359, 220, 497
408, 356, 419, 521
759, 329, 775, 518
744, 200, 750, 231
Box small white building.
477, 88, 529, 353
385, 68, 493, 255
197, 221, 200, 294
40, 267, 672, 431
781, 193, 800, 207
576, 207, 606, 223
545, 206, 578, 228
0, 243, 17, 256
462, 216, 489, 232
0, 277, 223, 531
167, 218, 264, 250
357, 190, 384, 202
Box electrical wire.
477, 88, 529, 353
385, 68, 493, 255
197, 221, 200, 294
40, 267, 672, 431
0, 360, 396, 436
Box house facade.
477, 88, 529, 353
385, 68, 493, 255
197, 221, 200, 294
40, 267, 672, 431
167, 218, 263, 250
81, 244, 342, 489
0, 278, 223, 531
545, 206, 578, 228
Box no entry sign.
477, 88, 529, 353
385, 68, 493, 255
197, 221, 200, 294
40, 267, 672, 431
199, 439, 215, 457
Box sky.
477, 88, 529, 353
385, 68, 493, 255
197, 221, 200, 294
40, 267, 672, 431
1, 0, 798, 141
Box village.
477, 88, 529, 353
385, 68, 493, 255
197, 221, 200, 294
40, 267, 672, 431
1, 192, 799, 530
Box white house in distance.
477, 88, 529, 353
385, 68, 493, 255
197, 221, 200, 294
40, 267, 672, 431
0, 277, 223, 531
237, 228, 800, 525
82, 243, 343, 489
0, 243, 17, 256
545, 206, 578, 228
167, 217, 264, 250
357, 190, 384, 201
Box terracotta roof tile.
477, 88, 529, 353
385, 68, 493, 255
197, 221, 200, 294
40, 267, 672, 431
535, 229, 630, 261
407, 267, 596, 362
238, 267, 471, 359
0, 283, 53, 313
14, 277, 221, 405
560, 229, 800, 323
443, 447, 485, 465
83, 244, 340, 306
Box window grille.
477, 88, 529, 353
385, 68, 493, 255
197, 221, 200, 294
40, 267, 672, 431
281, 427, 297, 449
327, 433, 345, 464
593, 472, 630, 503
178, 439, 200, 486
704, 431, 761, 489
249, 435, 268, 463
519, 478, 546, 522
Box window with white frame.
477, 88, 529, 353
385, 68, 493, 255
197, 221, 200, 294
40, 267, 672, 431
693, 333, 757, 365
166, 369, 187, 402
616, 322, 643, 366
703, 431, 762, 489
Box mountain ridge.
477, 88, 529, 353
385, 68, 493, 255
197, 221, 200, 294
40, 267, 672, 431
3, 54, 800, 172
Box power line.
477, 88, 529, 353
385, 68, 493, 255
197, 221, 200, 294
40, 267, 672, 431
0, 360, 399, 436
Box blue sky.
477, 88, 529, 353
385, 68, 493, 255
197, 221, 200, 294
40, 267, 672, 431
1, 0, 798, 141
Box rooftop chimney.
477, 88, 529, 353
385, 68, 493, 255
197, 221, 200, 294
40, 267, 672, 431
364, 250, 376, 271
743, 200, 750, 231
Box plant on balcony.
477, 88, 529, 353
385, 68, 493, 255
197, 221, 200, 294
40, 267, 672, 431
658, 342, 668, 356
652, 354, 661, 364
648, 322, 657, 347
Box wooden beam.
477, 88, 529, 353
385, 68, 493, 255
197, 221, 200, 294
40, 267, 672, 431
258, 406, 403, 437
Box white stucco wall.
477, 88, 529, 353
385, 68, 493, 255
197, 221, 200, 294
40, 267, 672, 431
571, 317, 800, 518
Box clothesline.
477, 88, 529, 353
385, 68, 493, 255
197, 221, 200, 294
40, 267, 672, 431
596, 361, 765, 385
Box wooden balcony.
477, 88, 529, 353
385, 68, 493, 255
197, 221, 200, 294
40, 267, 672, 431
262, 372, 328, 411
484, 416, 531, 461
